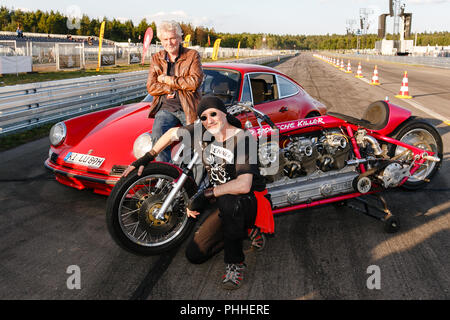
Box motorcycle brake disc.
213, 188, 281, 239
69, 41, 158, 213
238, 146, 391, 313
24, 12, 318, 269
138, 193, 177, 235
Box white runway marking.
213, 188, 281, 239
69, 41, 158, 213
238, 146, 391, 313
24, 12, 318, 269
352, 66, 449, 126
401, 98, 450, 126
314, 55, 450, 126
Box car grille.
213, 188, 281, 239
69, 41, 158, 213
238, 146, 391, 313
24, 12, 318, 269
110, 165, 128, 176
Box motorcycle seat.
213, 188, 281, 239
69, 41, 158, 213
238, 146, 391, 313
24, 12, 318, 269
328, 101, 390, 131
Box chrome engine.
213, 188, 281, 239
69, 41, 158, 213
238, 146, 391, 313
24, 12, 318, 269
259, 129, 351, 178
267, 166, 359, 209
260, 129, 357, 208
259, 128, 416, 208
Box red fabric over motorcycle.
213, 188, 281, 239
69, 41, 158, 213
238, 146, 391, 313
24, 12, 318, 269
253, 190, 274, 234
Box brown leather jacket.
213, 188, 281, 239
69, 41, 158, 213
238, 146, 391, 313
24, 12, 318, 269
146, 46, 203, 124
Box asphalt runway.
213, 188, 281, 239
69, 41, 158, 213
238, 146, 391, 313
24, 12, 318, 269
0, 52, 448, 300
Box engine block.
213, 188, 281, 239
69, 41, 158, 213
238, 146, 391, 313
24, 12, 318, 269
266, 166, 358, 209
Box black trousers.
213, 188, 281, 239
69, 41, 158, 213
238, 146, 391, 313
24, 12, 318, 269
185, 193, 257, 264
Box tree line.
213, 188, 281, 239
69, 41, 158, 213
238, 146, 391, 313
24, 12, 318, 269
2, 7, 449, 49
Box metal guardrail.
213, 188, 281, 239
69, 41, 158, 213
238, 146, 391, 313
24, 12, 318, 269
0, 54, 294, 136
222, 55, 293, 65
0, 71, 148, 135
321, 52, 450, 69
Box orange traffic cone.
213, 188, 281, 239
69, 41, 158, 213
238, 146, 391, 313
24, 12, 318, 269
395, 71, 412, 99
340, 59, 345, 70
335, 58, 340, 68
345, 60, 352, 73
355, 62, 363, 78
370, 65, 380, 85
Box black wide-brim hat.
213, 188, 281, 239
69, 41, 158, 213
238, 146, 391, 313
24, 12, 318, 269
197, 95, 242, 129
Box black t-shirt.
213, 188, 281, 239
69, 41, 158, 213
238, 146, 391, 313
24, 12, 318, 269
160, 48, 182, 113
177, 121, 266, 192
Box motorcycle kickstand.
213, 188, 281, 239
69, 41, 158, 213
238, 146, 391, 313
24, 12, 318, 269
345, 194, 400, 233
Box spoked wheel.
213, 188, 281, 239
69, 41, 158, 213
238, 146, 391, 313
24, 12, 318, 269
390, 118, 443, 190
106, 163, 197, 255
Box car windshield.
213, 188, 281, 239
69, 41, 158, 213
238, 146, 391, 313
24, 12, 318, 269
142, 94, 154, 102
201, 68, 241, 106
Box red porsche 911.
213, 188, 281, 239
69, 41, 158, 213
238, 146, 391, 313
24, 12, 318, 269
44, 63, 327, 195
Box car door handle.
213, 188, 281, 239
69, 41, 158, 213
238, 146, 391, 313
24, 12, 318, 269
279, 106, 288, 112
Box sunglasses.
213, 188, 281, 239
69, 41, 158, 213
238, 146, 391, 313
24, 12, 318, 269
200, 111, 218, 121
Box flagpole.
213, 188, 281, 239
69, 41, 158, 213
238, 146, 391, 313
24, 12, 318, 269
96, 21, 105, 72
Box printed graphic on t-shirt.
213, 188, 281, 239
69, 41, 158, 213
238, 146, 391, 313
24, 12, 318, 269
209, 163, 230, 185
209, 144, 234, 163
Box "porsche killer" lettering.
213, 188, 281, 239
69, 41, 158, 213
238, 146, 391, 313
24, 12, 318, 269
251, 117, 325, 137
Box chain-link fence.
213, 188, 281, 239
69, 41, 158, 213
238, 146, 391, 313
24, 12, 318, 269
0, 38, 295, 74
56, 43, 83, 70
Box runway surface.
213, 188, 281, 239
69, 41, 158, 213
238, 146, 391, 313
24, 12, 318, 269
0, 52, 448, 300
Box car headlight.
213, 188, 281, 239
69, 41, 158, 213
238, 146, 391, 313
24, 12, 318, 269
133, 132, 153, 159
49, 122, 66, 146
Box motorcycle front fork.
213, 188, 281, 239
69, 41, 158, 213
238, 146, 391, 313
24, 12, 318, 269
153, 152, 200, 220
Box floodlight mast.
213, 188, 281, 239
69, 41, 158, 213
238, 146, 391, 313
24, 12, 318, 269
359, 8, 374, 50
346, 19, 357, 35
378, 1, 413, 55
346, 19, 357, 49
391, 0, 412, 41
359, 8, 374, 36
393, 0, 403, 38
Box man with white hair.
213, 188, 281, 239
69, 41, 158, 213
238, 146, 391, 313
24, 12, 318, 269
146, 20, 204, 162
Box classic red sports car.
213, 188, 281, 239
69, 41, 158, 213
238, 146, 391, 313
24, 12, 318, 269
44, 63, 327, 195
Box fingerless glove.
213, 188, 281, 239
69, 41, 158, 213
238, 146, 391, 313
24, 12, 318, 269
187, 187, 215, 212
131, 149, 157, 168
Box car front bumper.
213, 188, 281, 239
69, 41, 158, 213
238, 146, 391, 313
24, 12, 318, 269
44, 158, 120, 196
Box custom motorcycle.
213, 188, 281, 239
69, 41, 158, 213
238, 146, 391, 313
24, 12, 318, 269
106, 100, 442, 255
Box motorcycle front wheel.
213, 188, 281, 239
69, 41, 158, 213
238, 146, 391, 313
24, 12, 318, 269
106, 163, 198, 256
390, 118, 443, 190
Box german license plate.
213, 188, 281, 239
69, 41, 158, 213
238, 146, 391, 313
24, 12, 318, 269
64, 152, 105, 168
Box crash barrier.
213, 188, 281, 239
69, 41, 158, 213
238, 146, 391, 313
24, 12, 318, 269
0, 71, 148, 135
0, 54, 295, 135
316, 52, 450, 70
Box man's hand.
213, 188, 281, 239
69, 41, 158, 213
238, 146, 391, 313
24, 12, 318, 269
122, 164, 144, 178
157, 74, 166, 83
186, 208, 200, 219
187, 187, 215, 212
121, 150, 157, 178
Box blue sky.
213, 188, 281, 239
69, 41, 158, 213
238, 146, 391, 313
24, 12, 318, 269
2, 0, 449, 35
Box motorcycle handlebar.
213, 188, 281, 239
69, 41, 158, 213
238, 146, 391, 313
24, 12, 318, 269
234, 102, 278, 130
262, 115, 278, 130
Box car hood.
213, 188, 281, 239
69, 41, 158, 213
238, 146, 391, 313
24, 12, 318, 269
61, 102, 155, 170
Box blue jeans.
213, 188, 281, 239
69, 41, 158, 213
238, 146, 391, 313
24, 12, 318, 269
151, 109, 186, 162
